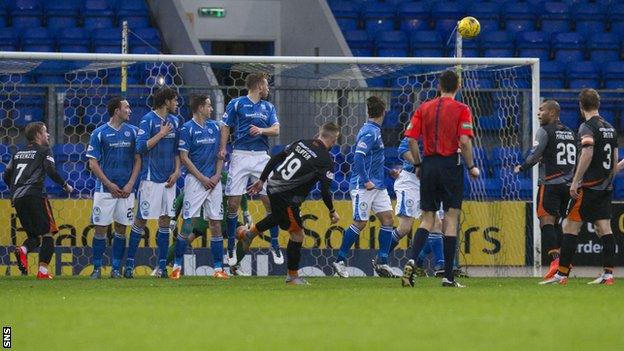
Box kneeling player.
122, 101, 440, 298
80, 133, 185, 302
234, 122, 341, 284
171, 95, 226, 279
541, 89, 617, 285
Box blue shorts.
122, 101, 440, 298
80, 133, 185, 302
420, 155, 464, 212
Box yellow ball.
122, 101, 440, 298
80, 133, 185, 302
458, 16, 481, 39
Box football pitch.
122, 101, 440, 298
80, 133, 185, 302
1, 276, 623, 350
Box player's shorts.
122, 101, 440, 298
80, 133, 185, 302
182, 174, 223, 221
14, 195, 58, 238
394, 170, 421, 218
350, 188, 393, 221
268, 193, 303, 232
136, 180, 176, 220
566, 188, 612, 223
92, 192, 135, 226
537, 183, 570, 218
225, 150, 270, 196
420, 155, 463, 212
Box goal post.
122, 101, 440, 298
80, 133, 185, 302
0, 51, 541, 277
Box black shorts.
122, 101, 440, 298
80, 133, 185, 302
567, 188, 612, 223
420, 155, 464, 211
269, 193, 303, 232
14, 195, 59, 238
537, 183, 570, 218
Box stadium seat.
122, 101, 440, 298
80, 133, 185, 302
45, 0, 80, 29
53, 143, 86, 162
588, 33, 621, 64
502, 3, 536, 33
0, 144, 11, 163
467, 2, 500, 33
491, 147, 522, 169
82, 0, 115, 29
130, 27, 161, 48
345, 30, 374, 56
21, 28, 56, 53
602, 61, 624, 89
539, 2, 571, 33
0, 28, 18, 51
517, 31, 550, 61
398, 2, 430, 32
553, 32, 585, 63
567, 62, 600, 89
410, 31, 444, 57
609, 3, 624, 34
572, 3, 606, 35
92, 28, 122, 53
481, 31, 515, 57
430, 2, 465, 35
363, 2, 396, 34
10, 0, 43, 28
117, 0, 151, 28
559, 110, 581, 130
483, 178, 503, 199
376, 31, 408, 57
472, 146, 490, 175
540, 61, 565, 89
13, 107, 43, 128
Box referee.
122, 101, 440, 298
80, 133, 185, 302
401, 70, 479, 288
2, 122, 73, 279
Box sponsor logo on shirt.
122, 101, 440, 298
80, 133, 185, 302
461, 123, 473, 130
109, 141, 132, 148
196, 137, 217, 145
357, 141, 368, 149
87, 145, 94, 152
245, 112, 268, 121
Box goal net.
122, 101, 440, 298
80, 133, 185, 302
0, 53, 539, 277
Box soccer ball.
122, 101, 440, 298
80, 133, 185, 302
457, 16, 481, 39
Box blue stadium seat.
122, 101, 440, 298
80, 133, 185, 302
517, 31, 550, 61
553, 32, 585, 63
117, 0, 150, 28
588, 33, 621, 64
398, 2, 430, 32
539, 2, 571, 33
83, 106, 108, 127
345, 30, 373, 56
483, 178, 502, 199
37, 74, 66, 84
431, 2, 465, 35
491, 147, 522, 169
45, 0, 80, 29
0, 5, 7, 28
600, 108, 616, 127
603, 62, 624, 89
14, 107, 43, 128
540, 61, 565, 89
376, 30, 408, 57
0, 28, 18, 51
572, 3, 606, 35
481, 31, 515, 57
472, 146, 490, 175
502, 3, 536, 33
92, 28, 122, 53
410, 31, 444, 57
331, 1, 360, 19
363, 2, 396, 34
130, 27, 161, 48
609, 3, 624, 34
477, 115, 504, 131
467, 2, 500, 33
53, 143, 86, 162
82, 0, 115, 29
21, 27, 56, 52
559, 110, 581, 130
0, 144, 11, 163
568, 62, 600, 89
11, 0, 43, 28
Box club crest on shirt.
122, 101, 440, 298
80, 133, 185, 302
125, 131, 131, 137
138, 129, 146, 135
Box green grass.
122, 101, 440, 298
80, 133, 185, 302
1, 276, 623, 350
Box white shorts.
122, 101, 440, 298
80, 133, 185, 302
225, 150, 270, 196
182, 174, 224, 221
136, 180, 177, 220
92, 192, 135, 226
350, 188, 393, 221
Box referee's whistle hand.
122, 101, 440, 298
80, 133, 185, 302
364, 181, 375, 190
469, 167, 480, 178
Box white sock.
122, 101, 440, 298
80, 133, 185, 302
39, 265, 48, 274
20, 246, 27, 254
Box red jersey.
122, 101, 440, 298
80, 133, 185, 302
404, 97, 474, 157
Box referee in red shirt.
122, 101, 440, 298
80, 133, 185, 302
401, 70, 480, 288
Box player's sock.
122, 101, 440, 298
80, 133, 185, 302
557, 233, 578, 276
211, 236, 224, 270
337, 225, 361, 262
111, 233, 126, 271
409, 228, 430, 260
125, 224, 142, 269
166, 245, 175, 265
39, 236, 54, 265
173, 234, 187, 267
269, 224, 280, 251
429, 232, 444, 268
287, 240, 303, 276
541, 224, 559, 260
389, 229, 402, 252
22, 237, 40, 253
443, 236, 457, 282
416, 239, 432, 267
600, 234, 615, 275
157, 227, 170, 270
377, 225, 393, 264
91, 233, 106, 270
226, 213, 238, 256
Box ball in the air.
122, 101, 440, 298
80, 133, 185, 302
458, 16, 481, 39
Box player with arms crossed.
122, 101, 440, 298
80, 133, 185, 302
541, 89, 618, 285
125, 87, 181, 278
219, 72, 283, 265
401, 70, 479, 288
86, 97, 141, 279
332, 96, 395, 278
3, 122, 73, 279
235, 122, 341, 284
171, 95, 228, 279
514, 100, 576, 279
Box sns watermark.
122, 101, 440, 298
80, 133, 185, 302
2, 327, 10, 349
